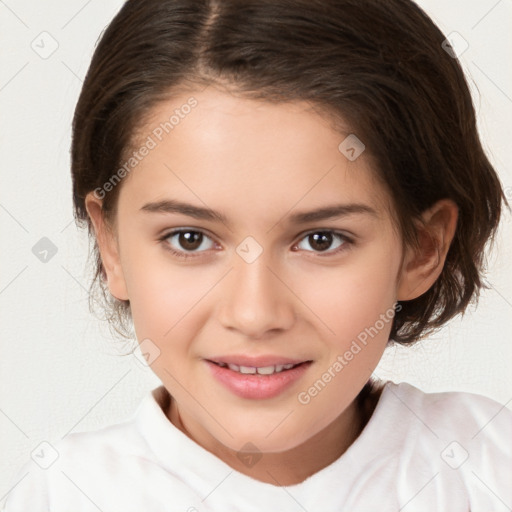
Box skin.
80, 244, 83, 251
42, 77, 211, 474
86, 86, 458, 486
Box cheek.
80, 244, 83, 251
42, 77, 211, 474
298, 248, 400, 344
121, 244, 216, 341
294, 258, 398, 431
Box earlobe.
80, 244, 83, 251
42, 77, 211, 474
397, 199, 458, 301
84, 193, 129, 301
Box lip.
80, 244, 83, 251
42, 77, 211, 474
205, 358, 313, 400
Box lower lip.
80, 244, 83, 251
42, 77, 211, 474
205, 360, 312, 400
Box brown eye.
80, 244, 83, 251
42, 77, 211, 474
296, 230, 351, 255
308, 232, 333, 252
178, 231, 203, 250
163, 229, 216, 255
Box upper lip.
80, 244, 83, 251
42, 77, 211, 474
207, 355, 312, 367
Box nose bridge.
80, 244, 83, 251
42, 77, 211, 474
217, 243, 295, 337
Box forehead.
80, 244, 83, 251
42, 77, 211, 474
119, 87, 392, 225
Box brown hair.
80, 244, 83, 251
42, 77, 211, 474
71, 0, 508, 344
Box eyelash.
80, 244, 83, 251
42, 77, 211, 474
159, 228, 354, 260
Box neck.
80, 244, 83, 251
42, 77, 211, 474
167, 380, 383, 486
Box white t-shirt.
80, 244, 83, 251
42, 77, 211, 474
2, 381, 511, 512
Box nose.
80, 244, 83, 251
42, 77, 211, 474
216, 252, 296, 339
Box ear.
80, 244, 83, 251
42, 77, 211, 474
397, 199, 458, 301
85, 192, 129, 301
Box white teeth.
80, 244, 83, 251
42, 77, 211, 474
219, 362, 300, 375
256, 366, 276, 375
239, 365, 256, 374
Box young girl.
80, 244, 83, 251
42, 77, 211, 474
4, 0, 511, 510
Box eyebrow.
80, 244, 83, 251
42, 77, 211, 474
141, 199, 229, 224
140, 199, 378, 226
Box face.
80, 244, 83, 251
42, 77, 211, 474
87, 86, 447, 458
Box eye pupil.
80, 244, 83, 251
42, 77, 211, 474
309, 232, 332, 251
179, 231, 202, 250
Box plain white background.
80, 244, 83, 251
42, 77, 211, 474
1, 0, 511, 499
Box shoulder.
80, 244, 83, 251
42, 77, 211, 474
56, 418, 150, 470
46, 388, 165, 474
379, 381, 512, 510
2, 392, 160, 511
386, 380, 512, 440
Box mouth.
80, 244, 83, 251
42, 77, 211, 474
205, 356, 313, 400
207, 360, 310, 375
